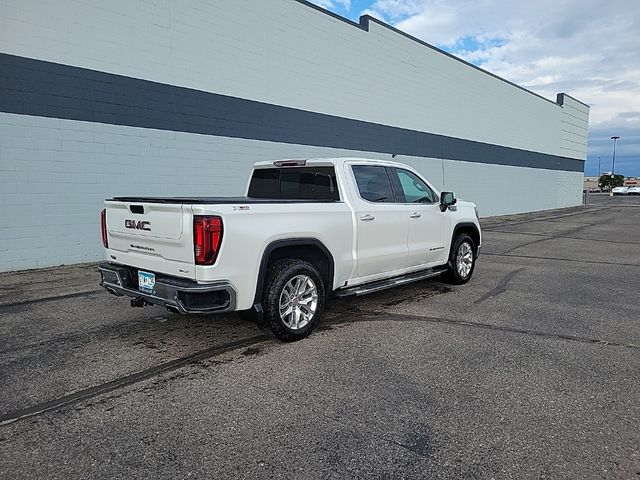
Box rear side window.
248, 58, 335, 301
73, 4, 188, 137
352, 165, 394, 203
248, 167, 340, 200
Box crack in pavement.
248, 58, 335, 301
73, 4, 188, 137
3, 303, 638, 428
0, 334, 270, 427
483, 231, 640, 247
0, 290, 101, 311
499, 222, 599, 255
482, 219, 596, 232
481, 206, 609, 230
338, 309, 640, 350
474, 268, 524, 304
0, 310, 237, 356
481, 252, 640, 267
502, 236, 553, 254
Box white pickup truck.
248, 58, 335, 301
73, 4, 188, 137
99, 158, 481, 341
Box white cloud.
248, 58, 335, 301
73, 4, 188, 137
314, 0, 352, 10
361, 0, 423, 20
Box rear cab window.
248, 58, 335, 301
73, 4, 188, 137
248, 167, 340, 200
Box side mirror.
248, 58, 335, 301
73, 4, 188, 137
440, 191, 457, 212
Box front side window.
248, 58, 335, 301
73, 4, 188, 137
352, 165, 394, 203
391, 168, 436, 203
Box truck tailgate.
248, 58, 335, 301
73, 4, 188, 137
105, 201, 195, 279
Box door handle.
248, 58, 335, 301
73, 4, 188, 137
409, 212, 421, 218
360, 214, 375, 221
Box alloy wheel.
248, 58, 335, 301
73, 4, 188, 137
456, 242, 473, 278
278, 275, 318, 330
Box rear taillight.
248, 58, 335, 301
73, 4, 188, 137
194, 216, 223, 265
100, 208, 108, 248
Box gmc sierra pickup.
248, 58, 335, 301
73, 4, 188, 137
99, 158, 481, 341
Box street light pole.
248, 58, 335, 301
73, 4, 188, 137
611, 136, 620, 175
610, 136, 620, 197
597, 156, 602, 192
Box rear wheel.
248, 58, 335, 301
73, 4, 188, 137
444, 234, 476, 284
262, 259, 325, 342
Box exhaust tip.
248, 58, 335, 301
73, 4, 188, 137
106, 287, 123, 297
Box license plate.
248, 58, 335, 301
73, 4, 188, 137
138, 270, 155, 294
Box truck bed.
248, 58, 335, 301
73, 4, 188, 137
110, 196, 341, 204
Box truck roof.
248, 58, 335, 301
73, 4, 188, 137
252, 157, 409, 169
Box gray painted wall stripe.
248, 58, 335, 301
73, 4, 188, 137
0, 53, 584, 172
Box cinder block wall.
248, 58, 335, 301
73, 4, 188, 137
0, 0, 588, 271
557, 94, 590, 160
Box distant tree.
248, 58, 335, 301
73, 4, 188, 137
599, 174, 624, 190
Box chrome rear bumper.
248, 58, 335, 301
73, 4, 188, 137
98, 263, 236, 314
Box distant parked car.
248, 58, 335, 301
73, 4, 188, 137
612, 186, 629, 195
627, 186, 640, 195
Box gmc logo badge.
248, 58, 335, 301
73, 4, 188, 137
125, 219, 151, 231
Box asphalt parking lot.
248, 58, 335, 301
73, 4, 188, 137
1, 196, 639, 479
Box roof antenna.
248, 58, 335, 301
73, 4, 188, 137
441, 151, 445, 190
391, 153, 397, 158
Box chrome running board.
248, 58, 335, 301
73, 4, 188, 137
334, 266, 448, 298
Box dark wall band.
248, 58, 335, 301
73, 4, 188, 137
0, 53, 583, 172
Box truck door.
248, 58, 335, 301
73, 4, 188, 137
388, 167, 450, 267
349, 164, 409, 278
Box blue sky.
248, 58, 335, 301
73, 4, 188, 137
309, 0, 640, 177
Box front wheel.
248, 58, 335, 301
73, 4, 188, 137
444, 234, 477, 284
262, 259, 325, 342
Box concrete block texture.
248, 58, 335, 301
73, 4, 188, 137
1, 0, 588, 156
1, 114, 581, 271
557, 94, 590, 160
0, 0, 589, 271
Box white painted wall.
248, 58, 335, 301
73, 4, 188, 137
2, 0, 579, 156
0, 0, 588, 271
0, 113, 581, 271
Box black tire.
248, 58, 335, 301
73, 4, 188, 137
262, 259, 325, 342
444, 233, 477, 284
